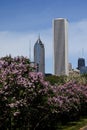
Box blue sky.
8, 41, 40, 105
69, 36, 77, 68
0, 0, 87, 73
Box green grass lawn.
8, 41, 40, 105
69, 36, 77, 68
57, 117, 87, 130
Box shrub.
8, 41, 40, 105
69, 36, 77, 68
0, 56, 52, 129
1, 56, 87, 129
45, 75, 67, 85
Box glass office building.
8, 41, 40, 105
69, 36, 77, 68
78, 58, 85, 70
34, 37, 45, 74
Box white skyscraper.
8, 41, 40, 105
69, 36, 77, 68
53, 18, 69, 76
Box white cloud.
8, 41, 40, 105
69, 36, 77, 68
69, 19, 87, 68
0, 19, 87, 72
0, 30, 52, 57
0, 29, 53, 73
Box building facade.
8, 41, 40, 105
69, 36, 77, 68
78, 58, 85, 70
53, 18, 69, 76
34, 36, 45, 74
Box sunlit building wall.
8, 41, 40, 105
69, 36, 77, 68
53, 18, 69, 76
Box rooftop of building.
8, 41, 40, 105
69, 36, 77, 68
35, 36, 44, 47
54, 18, 68, 21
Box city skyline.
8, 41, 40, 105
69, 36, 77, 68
0, 0, 87, 74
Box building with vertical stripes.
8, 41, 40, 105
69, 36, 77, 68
53, 18, 69, 76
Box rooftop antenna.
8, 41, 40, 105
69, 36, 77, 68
29, 40, 31, 61
82, 48, 84, 58
38, 33, 40, 40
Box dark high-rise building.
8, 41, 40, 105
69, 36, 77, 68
78, 58, 85, 70
34, 36, 45, 74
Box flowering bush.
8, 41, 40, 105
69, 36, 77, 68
48, 81, 87, 124
0, 56, 52, 129
1, 56, 87, 129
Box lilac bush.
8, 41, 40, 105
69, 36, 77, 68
48, 81, 87, 124
0, 56, 51, 129
1, 56, 87, 129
